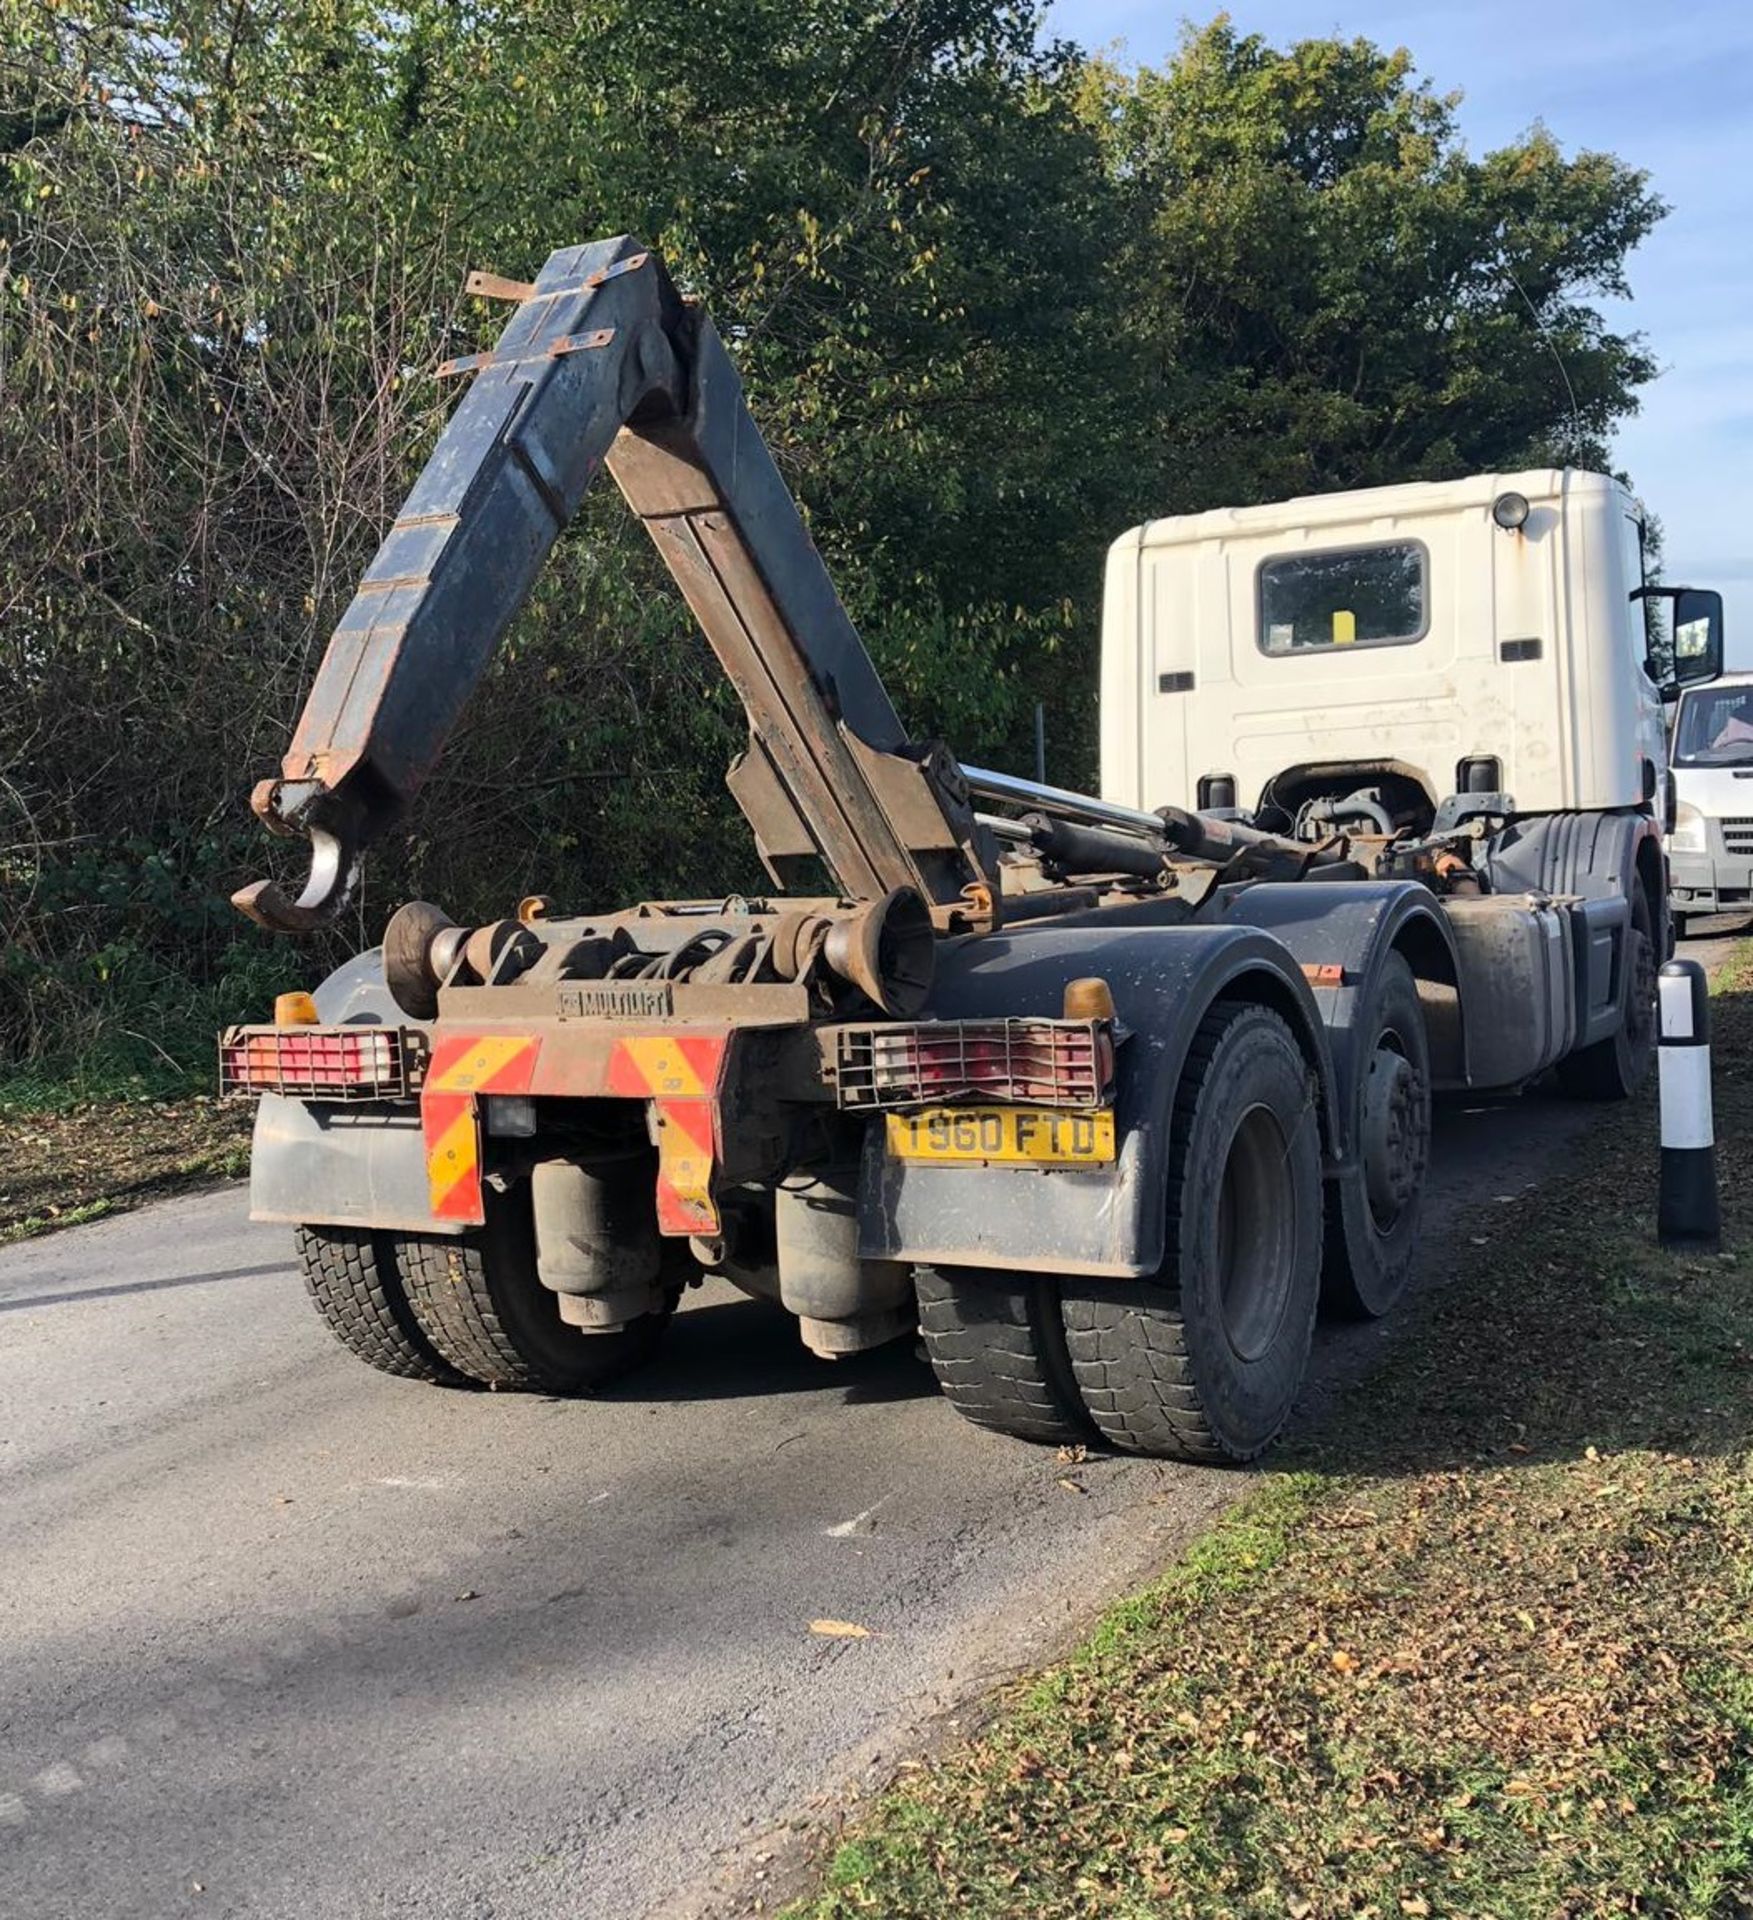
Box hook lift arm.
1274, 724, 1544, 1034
235, 237, 997, 933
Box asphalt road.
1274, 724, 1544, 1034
3, 925, 1743, 1920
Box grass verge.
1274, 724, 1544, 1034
0, 1093, 251, 1242
791, 954, 1753, 1920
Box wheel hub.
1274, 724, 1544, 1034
1362, 1045, 1426, 1230
1216, 1103, 1297, 1363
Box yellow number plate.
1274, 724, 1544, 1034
884, 1106, 1116, 1167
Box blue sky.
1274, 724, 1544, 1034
1047, 0, 1753, 662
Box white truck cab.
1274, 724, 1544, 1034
1099, 468, 1704, 831
1668, 670, 1753, 930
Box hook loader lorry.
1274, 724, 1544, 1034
221, 237, 1725, 1462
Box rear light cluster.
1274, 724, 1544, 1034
219, 1026, 422, 1102
833, 1018, 1114, 1112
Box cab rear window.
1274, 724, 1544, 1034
1258, 542, 1427, 655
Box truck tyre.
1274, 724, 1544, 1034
1556, 883, 1657, 1101
392, 1187, 672, 1393
295, 1226, 465, 1385
916, 1268, 1093, 1447
1060, 1001, 1322, 1463
1322, 953, 1431, 1319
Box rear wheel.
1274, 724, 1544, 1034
1556, 883, 1657, 1100
1060, 1001, 1322, 1463
294, 1226, 464, 1385
393, 1186, 673, 1393
917, 1267, 1093, 1447
1322, 953, 1431, 1319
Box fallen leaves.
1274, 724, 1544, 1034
2, 1095, 251, 1242
808, 1619, 873, 1640
789, 968, 1753, 1920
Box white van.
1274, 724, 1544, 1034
1668, 670, 1753, 933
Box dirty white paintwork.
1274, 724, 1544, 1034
1100, 469, 1666, 817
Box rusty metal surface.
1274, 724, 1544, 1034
412, 892, 942, 1029
235, 237, 685, 931
236, 237, 996, 933
435, 326, 616, 378
463, 269, 536, 302
604, 312, 992, 911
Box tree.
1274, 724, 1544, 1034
0, 1, 1132, 1072
1082, 21, 1665, 512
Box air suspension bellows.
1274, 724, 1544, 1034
531, 1156, 664, 1332
774, 1168, 913, 1357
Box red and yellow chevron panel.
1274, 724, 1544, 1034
423, 1091, 484, 1222
421, 1034, 540, 1224
427, 1032, 541, 1096
418, 1028, 730, 1229
609, 1035, 728, 1235
652, 1100, 721, 1236
604, 1033, 727, 1100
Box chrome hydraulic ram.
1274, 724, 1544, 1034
961, 765, 1347, 870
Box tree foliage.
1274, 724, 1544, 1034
1083, 22, 1664, 507
0, 3, 1665, 1082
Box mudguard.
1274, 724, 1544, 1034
1484, 808, 1659, 903
1210, 882, 1463, 1271
247, 950, 458, 1235
857, 921, 1338, 1279
1215, 880, 1463, 1098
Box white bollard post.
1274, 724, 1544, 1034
1657, 958, 1720, 1251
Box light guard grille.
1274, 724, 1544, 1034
833, 1018, 1112, 1112
219, 1026, 422, 1101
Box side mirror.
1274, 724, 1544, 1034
1672, 587, 1725, 686
1634, 585, 1724, 695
